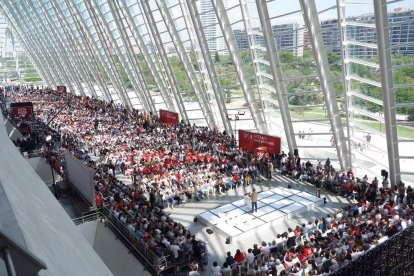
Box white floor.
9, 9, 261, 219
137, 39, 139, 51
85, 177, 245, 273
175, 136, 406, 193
198, 187, 323, 241
167, 174, 354, 275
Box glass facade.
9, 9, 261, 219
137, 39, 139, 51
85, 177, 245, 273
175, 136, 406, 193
0, 0, 413, 185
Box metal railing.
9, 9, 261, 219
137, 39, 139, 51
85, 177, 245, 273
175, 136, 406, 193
0, 230, 47, 276
1, 247, 16, 276
74, 207, 188, 275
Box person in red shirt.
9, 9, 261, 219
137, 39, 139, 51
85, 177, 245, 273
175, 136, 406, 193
299, 241, 313, 261
234, 249, 245, 265
233, 174, 239, 187
95, 194, 102, 208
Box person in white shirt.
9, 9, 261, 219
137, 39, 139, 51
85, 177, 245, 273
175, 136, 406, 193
274, 259, 285, 275
161, 236, 171, 247
259, 262, 268, 272
211, 261, 221, 276
245, 248, 255, 264
188, 266, 200, 276
220, 262, 232, 276
170, 241, 180, 259
260, 241, 270, 258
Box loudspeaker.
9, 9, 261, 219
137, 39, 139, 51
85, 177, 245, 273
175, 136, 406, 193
225, 237, 232, 244
206, 229, 214, 234
294, 148, 299, 157
193, 217, 198, 223
381, 170, 388, 179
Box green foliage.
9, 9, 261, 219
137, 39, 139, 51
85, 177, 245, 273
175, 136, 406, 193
23, 77, 43, 82
279, 50, 301, 64
214, 52, 220, 63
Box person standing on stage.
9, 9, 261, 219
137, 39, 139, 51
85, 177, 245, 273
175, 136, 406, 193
250, 188, 258, 213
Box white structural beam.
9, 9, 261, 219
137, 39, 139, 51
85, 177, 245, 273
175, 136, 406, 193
109, 1, 156, 113
185, 0, 232, 134
62, 0, 113, 102
138, 1, 188, 121
20, 1, 78, 94
337, 0, 354, 168
85, 0, 132, 109
24, 0, 82, 95
373, 0, 401, 185
299, 0, 351, 171
0, 10, 54, 86
35, 0, 89, 97
155, 0, 216, 128
49, 1, 99, 99
5, 1, 65, 89
89, 0, 150, 111
255, 0, 297, 154
211, 0, 267, 134
80, 0, 131, 109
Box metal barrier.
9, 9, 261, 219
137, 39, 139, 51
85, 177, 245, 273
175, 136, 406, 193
331, 223, 414, 276
74, 207, 186, 276
0, 230, 47, 276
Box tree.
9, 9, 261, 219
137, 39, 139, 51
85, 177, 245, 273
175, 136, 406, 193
214, 52, 220, 63
279, 51, 300, 64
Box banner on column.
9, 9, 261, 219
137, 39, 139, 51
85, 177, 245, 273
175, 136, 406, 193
56, 85, 67, 93
238, 130, 281, 154
159, 109, 179, 125
10, 102, 33, 120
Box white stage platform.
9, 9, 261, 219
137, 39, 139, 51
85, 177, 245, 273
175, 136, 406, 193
197, 187, 323, 241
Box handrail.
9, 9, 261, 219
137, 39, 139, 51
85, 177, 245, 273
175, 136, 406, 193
74, 207, 178, 275
0, 230, 47, 275
100, 207, 165, 275
1, 247, 17, 276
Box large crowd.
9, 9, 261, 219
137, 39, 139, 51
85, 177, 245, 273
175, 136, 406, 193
1, 86, 278, 272
2, 86, 413, 276
214, 160, 414, 275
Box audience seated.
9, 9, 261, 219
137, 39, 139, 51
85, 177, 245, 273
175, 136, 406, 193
2, 86, 413, 275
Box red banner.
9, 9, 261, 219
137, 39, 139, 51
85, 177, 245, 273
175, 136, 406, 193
11, 106, 33, 120
238, 130, 281, 154
56, 85, 67, 93
159, 109, 179, 125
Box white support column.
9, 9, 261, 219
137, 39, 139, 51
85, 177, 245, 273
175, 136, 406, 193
211, 0, 267, 134
5, 1, 65, 89
3, 2, 58, 86
2, 14, 53, 86
155, 0, 216, 129
256, 0, 297, 154
108, 1, 171, 111
185, 0, 232, 134
35, 0, 89, 97
373, 0, 401, 186
63, 0, 113, 102
138, 1, 188, 121
299, 0, 350, 171
82, 0, 132, 109
20, 1, 77, 94
337, 0, 354, 169
25, 0, 82, 95
239, 0, 266, 126
87, 0, 149, 110
51, 0, 106, 99
110, 1, 158, 114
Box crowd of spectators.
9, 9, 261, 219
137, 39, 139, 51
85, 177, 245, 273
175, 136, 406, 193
1, 86, 280, 272
3, 86, 414, 275
212, 160, 414, 275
